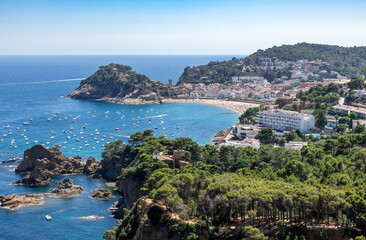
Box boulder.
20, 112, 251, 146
49, 178, 84, 198
0, 193, 43, 209
13, 167, 51, 186
91, 189, 114, 200
84, 157, 102, 177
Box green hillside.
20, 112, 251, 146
177, 43, 366, 84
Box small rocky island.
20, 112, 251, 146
13, 145, 102, 186
67, 64, 176, 105
50, 179, 84, 198
0, 194, 43, 209
91, 189, 114, 200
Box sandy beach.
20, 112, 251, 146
162, 98, 261, 115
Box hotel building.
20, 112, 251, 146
258, 109, 315, 133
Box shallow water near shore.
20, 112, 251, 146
0, 55, 239, 240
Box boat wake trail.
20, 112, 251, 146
142, 114, 168, 119
71, 215, 105, 221
0, 78, 85, 86
49, 207, 76, 215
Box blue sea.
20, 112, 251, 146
0, 55, 240, 240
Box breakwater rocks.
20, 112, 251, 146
50, 178, 84, 198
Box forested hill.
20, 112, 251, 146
177, 43, 366, 84
77, 63, 154, 87
67, 63, 175, 104
177, 58, 245, 84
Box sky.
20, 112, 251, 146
0, 0, 366, 55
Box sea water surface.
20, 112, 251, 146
0, 55, 240, 240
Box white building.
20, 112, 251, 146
232, 124, 260, 140
231, 76, 267, 84
220, 138, 260, 149
332, 105, 366, 119
284, 141, 308, 150
325, 119, 337, 130
258, 109, 315, 133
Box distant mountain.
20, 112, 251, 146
177, 43, 366, 84
67, 63, 174, 104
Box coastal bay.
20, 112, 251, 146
0, 55, 240, 240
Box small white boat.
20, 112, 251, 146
23, 122, 30, 125
45, 215, 52, 221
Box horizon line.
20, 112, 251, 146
0, 54, 247, 56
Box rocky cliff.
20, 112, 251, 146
67, 63, 174, 104
109, 176, 146, 218
112, 198, 205, 240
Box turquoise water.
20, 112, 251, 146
0, 55, 239, 239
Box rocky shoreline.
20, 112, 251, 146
0, 194, 44, 210
0, 145, 112, 210
67, 94, 162, 105
12, 145, 102, 186
1, 178, 88, 209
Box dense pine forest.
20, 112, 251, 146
103, 129, 366, 240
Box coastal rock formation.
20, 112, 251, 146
112, 198, 201, 240
100, 156, 125, 181
212, 128, 231, 145
109, 177, 147, 218
84, 157, 102, 178
0, 157, 21, 164
15, 144, 85, 175
66, 64, 179, 105
13, 167, 51, 186
91, 189, 114, 200
0, 194, 43, 209
49, 178, 84, 197
117, 177, 146, 209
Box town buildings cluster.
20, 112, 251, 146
166, 58, 366, 151
169, 58, 351, 103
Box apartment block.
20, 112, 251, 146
258, 109, 315, 133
